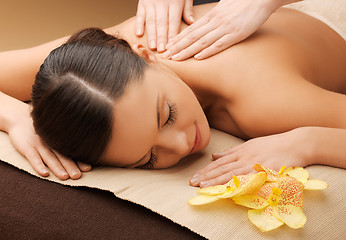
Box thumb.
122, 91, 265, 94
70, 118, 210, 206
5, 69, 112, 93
182, 0, 195, 25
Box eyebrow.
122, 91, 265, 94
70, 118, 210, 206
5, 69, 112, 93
125, 93, 160, 168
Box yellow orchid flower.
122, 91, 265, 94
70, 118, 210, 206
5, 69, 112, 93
188, 172, 267, 205
233, 177, 306, 232
188, 164, 328, 232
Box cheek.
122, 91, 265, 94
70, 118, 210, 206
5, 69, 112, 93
155, 155, 181, 169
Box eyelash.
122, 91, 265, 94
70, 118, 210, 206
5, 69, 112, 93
140, 103, 177, 169
140, 151, 157, 169
163, 103, 177, 127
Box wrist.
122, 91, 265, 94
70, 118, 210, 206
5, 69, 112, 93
0, 92, 31, 133
290, 127, 317, 166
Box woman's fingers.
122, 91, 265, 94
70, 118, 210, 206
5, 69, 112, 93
77, 161, 92, 172
36, 144, 69, 180
200, 167, 254, 188
190, 153, 239, 186
212, 144, 241, 160
53, 151, 83, 180
24, 147, 50, 177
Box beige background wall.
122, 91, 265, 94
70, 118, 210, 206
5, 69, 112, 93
0, 0, 138, 51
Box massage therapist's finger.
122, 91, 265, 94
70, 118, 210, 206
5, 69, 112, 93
145, 5, 157, 50
182, 0, 195, 25
156, 2, 169, 52
171, 26, 237, 61
53, 151, 82, 180
135, 1, 146, 37
164, 17, 210, 59
194, 33, 242, 60
167, 3, 184, 43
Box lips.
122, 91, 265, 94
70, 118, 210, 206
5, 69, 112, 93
189, 122, 201, 154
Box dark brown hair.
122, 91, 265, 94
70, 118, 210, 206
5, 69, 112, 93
31, 28, 147, 165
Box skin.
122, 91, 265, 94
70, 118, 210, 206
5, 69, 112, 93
102, 64, 210, 169
0, 3, 345, 185
136, 0, 302, 60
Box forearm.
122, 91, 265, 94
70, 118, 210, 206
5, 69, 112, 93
300, 127, 346, 169
0, 91, 30, 133
0, 36, 69, 101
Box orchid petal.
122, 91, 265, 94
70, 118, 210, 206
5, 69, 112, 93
233, 195, 269, 209
284, 167, 309, 183
303, 179, 328, 190
197, 185, 227, 195
275, 205, 307, 229
276, 177, 304, 208
220, 172, 267, 198
188, 195, 220, 205
248, 206, 284, 232
253, 164, 279, 182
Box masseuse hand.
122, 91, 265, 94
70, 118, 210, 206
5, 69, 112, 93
8, 109, 91, 180
135, 0, 195, 52
164, 0, 285, 60
190, 129, 309, 187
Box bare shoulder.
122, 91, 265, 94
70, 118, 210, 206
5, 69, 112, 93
192, 2, 218, 19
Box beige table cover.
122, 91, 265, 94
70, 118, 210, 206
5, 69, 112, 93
1, 0, 345, 239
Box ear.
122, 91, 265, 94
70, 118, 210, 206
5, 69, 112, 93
131, 43, 157, 64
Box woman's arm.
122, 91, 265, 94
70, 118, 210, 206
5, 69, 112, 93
0, 37, 68, 101
190, 126, 346, 187
191, 72, 346, 187
0, 36, 92, 180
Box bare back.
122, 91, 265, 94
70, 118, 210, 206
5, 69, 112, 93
113, 4, 346, 139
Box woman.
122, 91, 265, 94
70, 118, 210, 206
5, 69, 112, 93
0, 3, 345, 187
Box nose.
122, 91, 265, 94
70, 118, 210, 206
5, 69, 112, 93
156, 129, 189, 155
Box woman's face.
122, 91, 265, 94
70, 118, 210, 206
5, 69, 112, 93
102, 66, 210, 169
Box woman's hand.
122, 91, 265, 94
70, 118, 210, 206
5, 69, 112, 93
190, 128, 311, 187
163, 0, 284, 60
8, 113, 91, 180
135, 0, 194, 52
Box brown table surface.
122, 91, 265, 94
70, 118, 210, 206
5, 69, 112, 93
0, 161, 206, 240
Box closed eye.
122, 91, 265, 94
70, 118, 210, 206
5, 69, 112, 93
164, 103, 177, 127
139, 103, 177, 170
138, 150, 157, 169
